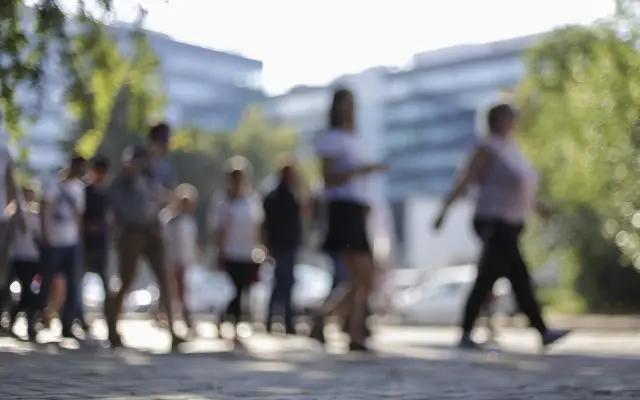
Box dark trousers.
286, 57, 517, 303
461, 218, 547, 335
267, 249, 297, 329
108, 225, 173, 338
39, 245, 81, 333
5, 260, 40, 326
224, 261, 256, 324
79, 242, 110, 320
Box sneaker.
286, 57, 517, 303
542, 329, 572, 349
458, 336, 483, 350
109, 333, 123, 349
61, 329, 84, 342
349, 342, 371, 352
171, 335, 187, 351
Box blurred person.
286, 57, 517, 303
2, 185, 41, 339
165, 183, 199, 336
433, 103, 570, 350
311, 88, 386, 352
145, 123, 177, 326
146, 122, 176, 192
106, 146, 185, 349
39, 154, 87, 341
210, 159, 264, 340
0, 137, 27, 316
77, 155, 111, 330
262, 162, 303, 335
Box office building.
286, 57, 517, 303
384, 34, 541, 243
19, 23, 264, 171
384, 34, 541, 200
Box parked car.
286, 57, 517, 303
393, 264, 515, 325
250, 262, 332, 323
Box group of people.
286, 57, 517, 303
310, 89, 572, 352
0, 86, 574, 354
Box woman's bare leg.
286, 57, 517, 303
346, 252, 375, 346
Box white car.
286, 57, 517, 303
393, 264, 515, 325
251, 262, 332, 323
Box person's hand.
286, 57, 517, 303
432, 212, 446, 231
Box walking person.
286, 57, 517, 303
3, 184, 42, 339
145, 123, 177, 326
0, 137, 26, 317
38, 154, 87, 341
209, 158, 265, 341
106, 146, 185, 349
311, 87, 386, 351
165, 183, 199, 337
78, 155, 112, 330
263, 163, 303, 335
433, 103, 571, 350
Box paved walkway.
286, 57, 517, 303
1, 321, 639, 399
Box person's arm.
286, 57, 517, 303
434, 145, 492, 230
5, 154, 26, 233
209, 199, 227, 269
40, 183, 53, 246
75, 182, 86, 235
321, 156, 386, 187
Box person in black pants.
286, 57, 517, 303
78, 155, 111, 331
210, 158, 265, 340
434, 103, 570, 351
3, 185, 42, 340
263, 163, 303, 335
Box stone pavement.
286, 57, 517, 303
1, 321, 640, 399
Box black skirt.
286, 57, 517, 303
323, 200, 371, 253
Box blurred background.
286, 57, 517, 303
2, 0, 640, 326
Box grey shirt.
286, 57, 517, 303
474, 136, 539, 223
108, 175, 158, 228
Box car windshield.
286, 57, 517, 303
421, 280, 469, 299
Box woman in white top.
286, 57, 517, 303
312, 88, 386, 352
434, 104, 570, 350
210, 158, 264, 337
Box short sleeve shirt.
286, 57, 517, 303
315, 129, 367, 204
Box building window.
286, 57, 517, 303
415, 56, 524, 94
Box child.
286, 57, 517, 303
6, 185, 42, 340
166, 183, 199, 336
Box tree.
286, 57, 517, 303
517, 21, 640, 312
63, 9, 164, 161
0, 0, 113, 141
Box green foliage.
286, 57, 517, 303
64, 8, 164, 161
518, 22, 640, 312
0, 0, 113, 142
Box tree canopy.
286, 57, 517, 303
1, 0, 116, 141
517, 19, 640, 312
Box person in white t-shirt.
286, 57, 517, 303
166, 183, 199, 335
209, 158, 265, 340
39, 154, 87, 341
311, 88, 386, 352
4, 185, 41, 339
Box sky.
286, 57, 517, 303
81, 0, 614, 94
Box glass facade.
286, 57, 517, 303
384, 52, 526, 202
19, 27, 265, 171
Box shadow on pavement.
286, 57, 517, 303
1, 335, 639, 399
